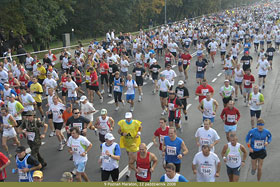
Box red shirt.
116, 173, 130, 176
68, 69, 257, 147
154, 126, 169, 151
243, 74, 255, 88
165, 53, 172, 63
181, 54, 192, 65
61, 76, 67, 91
0, 152, 9, 180
195, 84, 214, 102
220, 107, 241, 126
136, 152, 151, 182
99, 62, 109, 75
90, 71, 99, 86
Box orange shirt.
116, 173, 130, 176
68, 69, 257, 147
62, 110, 72, 123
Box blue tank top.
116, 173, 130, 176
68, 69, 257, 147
113, 77, 123, 93
164, 136, 183, 164
16, 154, 34, 182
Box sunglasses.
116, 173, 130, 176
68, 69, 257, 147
74, 112, 80, 114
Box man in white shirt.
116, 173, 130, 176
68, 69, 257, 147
161, 64, 177, 90
256, 55, 270, 91
80, 96, 95, 123
65, 75, 79, 104
157, 74, 171, 115
208, 39, 218, 67
42, 73, 57, 96
125, 74, 138, 112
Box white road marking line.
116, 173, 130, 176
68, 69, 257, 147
108, 99, 115, 104
217, 73, 222, 77
186, 104, 192, 110
143, 82, 147, 85
195, 96, 199, 100
172, 65, 177, 68
212, 78, 217, 82
118, 142, 154, 180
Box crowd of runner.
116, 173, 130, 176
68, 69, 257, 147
0, 1, 277, 182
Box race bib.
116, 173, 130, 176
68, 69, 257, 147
20, 81, 26, 87
177, 90, 184, 98
245, 60, 250, 65
100, 68, 105, 73
114, 85, 120, 92
201, 89, 209, 96
166, 145, 177, 155
72, 145, 80, 153
200, 165, 212, 176
254, 140, 264, 149
159, 135, 165, 144
137, 167, 148, 178
227, 115, 235, 122
18, 169, 28, 180
102, 155, 111, 163
245, 80, 251, 86
183, 60, 189, 65
224, 90, 231, 97
197, 66, 203, 72
109, 68, 113, 73
136, 70, 141, 76
168, 103, 175, 111
166, 57, 171, 62
228, 154, 239, 164
73, 123, 82, 130
200, 138, 210, 145
153, 68, 158, 73
86, 75, 90, 81
268, 52, 273, 56
26, 132, 35, 141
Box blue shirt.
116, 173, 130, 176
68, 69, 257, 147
244, 43, 251, 52
246, 128, 272, 152
0, 83, 4, 91
164, 136, 183, 164
160, 174, 188, 182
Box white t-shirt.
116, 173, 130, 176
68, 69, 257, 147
65, 80, 78, 97
81, 102, 95, 121
20, 93, 35, 111
125, 79, 137, 95
258, 59, 270, 75
43, 78, 57, 94
161, 70, 177, 86
67, 135, 91, 163
192, 151, 220, 182
195, 127, 220, 152
208, 41, 218, 52
49, 103, 65, 123
157, 79, 171, 92
120, 59, 129, 72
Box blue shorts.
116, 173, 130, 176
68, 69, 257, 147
203, 116, 215, 123
225, 69, 233, 76
224, 124, 237, 133
197, 52, 203, 56
196, 72, 205, 79
75, 161, 87, 173
67, 97, 77, 102
126, 94, 135, 101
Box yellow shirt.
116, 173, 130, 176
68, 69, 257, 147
30, 83, 43, 103
37, 66, 46, 79
118, 119, 142, 152
85, 69, 91, 83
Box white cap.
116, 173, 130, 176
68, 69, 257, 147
125, 112, 132, 119
224, 79, 230, 82
105, 133, 115, 141
178, 80, 184, 85
80, 95, 87, 102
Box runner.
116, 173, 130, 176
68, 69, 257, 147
125, 74, 138, 112
129, 143, 158, 182
208, 39, 218, 67
195, 119, 220, 152
0, 107, 20, 158
93, 109, 115, 143
192, 144, 221, 182
181, 50, 192, 81
67, 127, 92, 182
14, 146, 42, 182
65, 74, 79, 105
59, 71, 68, 104
7, 94, 24, 134
245, 118, 272, 182
99, 133, 121, 182
219, 80, 235, 108
197, 92, 219, 125
157, 74, 171, 115
175, 80, 189, 120
99, 60, 110, 95
265, 43, 275, 70
132, 62, 145, 102
161, 64, 177, 90
249, 85, 264, 129
80, 96, 96, 126
256, 55, 270, 91
196, 55, 207, 84
233, 63, 244, 101
0, 152, 10, 182
118, 112, 142, 177
160, 163, 188, 182
221, 133, 247, 182
149, 60, 161, 94
195, 79, 214, 103
162, 127, 188, 173
224, 55, 235, 83
243, 68, 255, 106
220, 100, 241, 141
167, 90, 184, 130
89, 67, 103, 103
113, 71, 125, 111
30, 77, 44, 118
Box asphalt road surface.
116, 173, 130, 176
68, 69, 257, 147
1, 45, 280, 182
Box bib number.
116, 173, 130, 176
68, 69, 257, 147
227, 115, 235, 123
254, 140, 264, 149
26, 132, 35, 141
166, 145, 176, 155
18, 169, 28, 180
137, 167, 148, 178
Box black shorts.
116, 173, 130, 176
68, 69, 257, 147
152, 74, 158, 80
180, 99, 187, 111
232, 56, 237, 60
250, 110, 261, 118
226, 165, 241, 176
136, 78, 143, 86
22, 111, 27, 116
62, 90, 67, 96
223, 96, 232, 105
242, 65, 250, 71
221, 51, 226, 56
16, 120, 22, 128
99, 133, 105, 143
101, 74, 109, 85
101, 168, 119, 182
171, 52, 177, 57
159, 91, 168, 98
276, 42, 280, 46
114, 91, 122, 102
183, 64, 189, 70
90, 85, 99, 91
76, 82, 82, 87
86, 82, 90, 89
163, 44, 167, 49
249, 149, 267, 160
267, 57, 273, 61
109, 76, 114, 84
53, 122, 63, 130
166, 162, 181, 173
258, 74, 266, 78
36, 102, 42, 107
267, 41, 272, 44
48, 113, 53, 119
235, 81, 242, 85
254, 43, 259, 46
168, 113, 180, 124
38, 79, 44, 85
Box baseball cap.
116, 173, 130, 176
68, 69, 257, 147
66, 103, 72, 108
105, 133, 115, 141
80, 95, 87, 102
10, 94, 16, 98
101, 109, 107, 115
178, 80, 184, 85
15, 146, 26, 153
125, 112, 132, 119
4, 83, 9, 87
224, 79, 230, 82
160, 73, 165, 77
60, 172, 73, 182
33, 170, 43, 179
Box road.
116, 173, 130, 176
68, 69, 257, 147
1, 45, 280, 182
